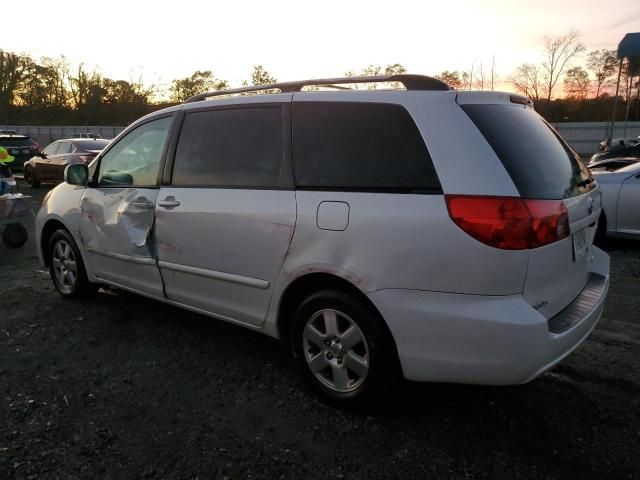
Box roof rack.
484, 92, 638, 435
183, 74, 450, 103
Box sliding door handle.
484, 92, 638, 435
158, 199, 181, 208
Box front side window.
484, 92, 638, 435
292, 102, 441, 192
171, 107, 285, 188
98, 116, 172, 186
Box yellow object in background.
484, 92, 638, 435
0, 146, 15, 164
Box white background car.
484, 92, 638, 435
591, 160, 640, 240
35, 75, 609, 404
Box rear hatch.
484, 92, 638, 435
459, 97, 600, 319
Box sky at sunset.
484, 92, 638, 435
3, 0, 639, 90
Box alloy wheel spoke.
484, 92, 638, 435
323, 310, 339, 337
52, 258, 62, 269
308, 352, 328, 373
304, 324, 326, 348
65, 260, 77, 272
331, 365, 350, 390
339, 326, 362, 350
344, 351, 369, 378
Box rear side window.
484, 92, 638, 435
292, 102, 441, 192
57, 142, 73, 154
172, 107, 286, 188
461, 104, 592, 199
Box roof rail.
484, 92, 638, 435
183, 74, 450, 103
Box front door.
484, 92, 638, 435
154, 104, 296, 326
36, 142, 60, 182
79, 116, 174, 297
44, 141, 73, 182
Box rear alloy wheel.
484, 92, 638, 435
292, 290, 398, 404
24, 166, 40, 187
48, 229, 95, 297
303, 308, 370, 393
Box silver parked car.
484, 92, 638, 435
590, 160, 640, 240
35, 75, 609, 404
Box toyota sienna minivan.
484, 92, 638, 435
36, 75, 609, 404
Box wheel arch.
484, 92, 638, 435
40, 218, 71, 267
276, 272, 399, 358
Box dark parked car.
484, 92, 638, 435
587, 157, 640, 172
590, 140, 640, 164
23, 138, 109, 187
0, 134, 41, 172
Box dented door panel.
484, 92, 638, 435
79, 187, 163, 296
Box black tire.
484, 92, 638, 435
47, 229, 96, 298
23, 166, 40, 188
2, 223, 28, 248
291, 289, 399, 405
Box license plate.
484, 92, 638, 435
572, 228, 588, 262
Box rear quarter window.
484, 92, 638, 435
461, 104, 593, 199
292, 102, 441, 192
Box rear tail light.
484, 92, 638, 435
445, 195, 569, 250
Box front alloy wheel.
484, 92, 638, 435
47, 229, 96, 298
51, 238, 78, 294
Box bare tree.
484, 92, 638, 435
541, 30, 585, 103
508, 63, 543, 101
490, 56, 498, 91
586, 49, 618, 99
461, 62, 474, 90
474, 62, 486, 90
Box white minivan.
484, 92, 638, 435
36, 75, 609, 404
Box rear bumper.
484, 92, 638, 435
367, 247, 609, 385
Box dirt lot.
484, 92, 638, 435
1, 181, 639, 479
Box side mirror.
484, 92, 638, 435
64, 164, 89, 186
37, 152, 47, 159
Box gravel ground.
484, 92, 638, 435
1, 181, 639, 479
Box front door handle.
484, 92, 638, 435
158, 198, 181, 208
131, 200, 154, 209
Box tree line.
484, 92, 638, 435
1, 31, 638, 126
